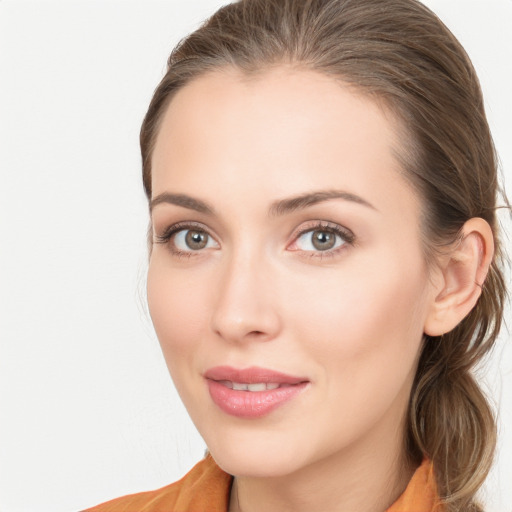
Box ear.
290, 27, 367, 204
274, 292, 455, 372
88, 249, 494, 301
424, 218, 494, 337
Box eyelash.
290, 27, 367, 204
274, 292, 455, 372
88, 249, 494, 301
154, 220, 355, 259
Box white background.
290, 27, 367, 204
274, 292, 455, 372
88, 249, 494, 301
0, 1, 510, 511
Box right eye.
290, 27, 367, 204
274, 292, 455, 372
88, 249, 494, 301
154, 223, 220, 256
173, 228, 218, 251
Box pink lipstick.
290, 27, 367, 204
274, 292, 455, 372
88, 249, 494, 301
204, 366, 309, 418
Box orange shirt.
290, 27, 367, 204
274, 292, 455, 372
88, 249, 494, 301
83, 455, 440, 512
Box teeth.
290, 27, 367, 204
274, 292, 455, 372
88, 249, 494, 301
247, 383, 266, 392
224, 381, 281, 391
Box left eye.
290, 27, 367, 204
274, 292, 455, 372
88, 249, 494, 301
294, 229, 346, 252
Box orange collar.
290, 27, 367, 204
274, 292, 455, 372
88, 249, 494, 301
386, 458, 442, 512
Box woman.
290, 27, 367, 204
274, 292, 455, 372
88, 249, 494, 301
85, 0, 508, 510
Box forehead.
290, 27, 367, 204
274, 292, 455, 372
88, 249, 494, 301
151, 66, 419, 219
154, 66, 400, 164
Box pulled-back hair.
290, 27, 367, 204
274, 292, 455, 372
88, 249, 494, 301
140, 1, 508, 510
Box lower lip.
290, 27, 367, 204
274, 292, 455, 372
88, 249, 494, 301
207, 380, 308, 418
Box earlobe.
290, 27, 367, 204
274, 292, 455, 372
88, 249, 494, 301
424, 218, 494, 337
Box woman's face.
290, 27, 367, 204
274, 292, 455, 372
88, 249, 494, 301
147, 67, 438, 477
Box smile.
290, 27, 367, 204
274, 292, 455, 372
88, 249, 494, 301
204, 366, 309, 418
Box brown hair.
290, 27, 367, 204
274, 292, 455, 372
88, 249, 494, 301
140, 1, 508, 510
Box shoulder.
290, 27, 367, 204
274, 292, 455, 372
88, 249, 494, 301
82, 454, 233, 512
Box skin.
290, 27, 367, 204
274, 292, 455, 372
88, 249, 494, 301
146, 67, 463, 512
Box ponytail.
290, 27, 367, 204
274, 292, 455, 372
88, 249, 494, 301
409, 342, 496, 511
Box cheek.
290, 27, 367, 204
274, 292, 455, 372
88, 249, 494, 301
285, 252, 429, 379
147, 258, 211, 361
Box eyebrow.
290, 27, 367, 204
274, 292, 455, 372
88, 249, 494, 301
150, 193, 215, 215
150, 189, 376, 216
268, 189, 377, 216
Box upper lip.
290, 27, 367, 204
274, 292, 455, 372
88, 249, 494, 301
204, 366, 308, 384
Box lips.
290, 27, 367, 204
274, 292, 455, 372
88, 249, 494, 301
204, 366, 309, 418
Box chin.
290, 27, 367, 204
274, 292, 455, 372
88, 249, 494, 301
204, 428, 312, 478
211, 449, 307, 479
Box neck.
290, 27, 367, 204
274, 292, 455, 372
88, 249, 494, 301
228, 411, 416, 512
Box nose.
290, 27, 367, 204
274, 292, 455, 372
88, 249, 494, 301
210, 250, 281, 344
